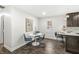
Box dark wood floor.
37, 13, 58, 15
0, 39, 70, 54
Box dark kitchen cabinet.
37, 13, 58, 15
77, 16, 79, 26
67, 12, 79, 27
66, 36, 79, 53
67, 16, 73, 27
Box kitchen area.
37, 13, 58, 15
57, 12, 79, 53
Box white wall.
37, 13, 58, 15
3, 6, 13, 50
0, 7, 11, 44
0, 9, 5, 44
0, 14, 3, 44
38, 15, 66, 40
12, 7, 37, 51
4, 7, 38, 52
4, 15, 12, 49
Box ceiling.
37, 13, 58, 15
13, 5, 79, 17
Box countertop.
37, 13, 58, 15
58, 32, 79, 36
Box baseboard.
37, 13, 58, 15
4, 45, 12, 52
4, 39, 35, 52
11, 42, 27, 52
4, 42, 29, 52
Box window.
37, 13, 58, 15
25, 18, 33, 32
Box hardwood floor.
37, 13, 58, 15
0, 39, 70, 54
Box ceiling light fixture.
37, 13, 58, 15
42, 12, 46, 16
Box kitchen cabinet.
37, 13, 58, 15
67, 12, 79, 27
66, 36, 79, 53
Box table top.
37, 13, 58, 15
30, 33, 44, 37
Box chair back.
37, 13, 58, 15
24, 34, 32, 41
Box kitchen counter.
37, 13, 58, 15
58, 32, 79, 36
57, 31, 79, 53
